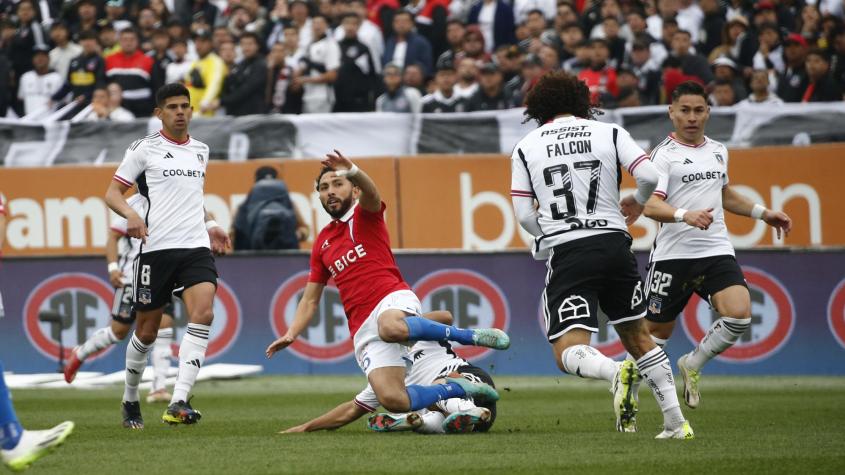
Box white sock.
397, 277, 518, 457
686, 317, 750, 371
637, 347, 685, 430
561, 345, 618, 382
123, 333, 151, 402
627, 336, 667, 401
415, 411, 446, 434
436, 397, 477, 414
77, 326, 119, 360
171, 323, 210, 404
151, 328, 174, 392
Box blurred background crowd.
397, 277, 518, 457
1, 0, 844, 120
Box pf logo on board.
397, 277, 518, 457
682, 267, 794, 362
414, 269, 509, 360
827, 278, 845, 349
269, 271, 353, 362
24, 273, 115, 362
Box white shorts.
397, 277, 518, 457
353, 290, 422, 375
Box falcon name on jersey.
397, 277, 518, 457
511, 116, 650, 253
650, 134, 735, 261
113, 131, 211, 253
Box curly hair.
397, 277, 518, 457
523, 71, 599, 126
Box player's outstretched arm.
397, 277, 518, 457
281, 400, 368, 433
722, 186, 792, 238
204, 207, 231, 255
105, 180, 148, 243
644, 194, 714, 230
266, 282, 325, 358
322, 149, 381, 212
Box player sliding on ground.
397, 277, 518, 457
511, 71, 692, 438
105, 83, 231, 429
281, 312, 497, 435
64, 194, 176, 404
266, 150, 509, 419
635, 81, 792, 409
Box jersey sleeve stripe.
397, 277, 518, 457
113, 175, 133, 186
110, 226, 127, 235
627, 155, 649, 173
653, 190, 667, 199
353, 398, 377, 412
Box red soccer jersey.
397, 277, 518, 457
308, 202, 410, 336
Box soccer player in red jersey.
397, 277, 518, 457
266, 150, 509, 414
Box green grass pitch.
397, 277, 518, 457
8, 376, 845, 474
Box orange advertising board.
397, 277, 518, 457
0, 144, 842, 256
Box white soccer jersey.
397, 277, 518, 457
511, 115, 651, 254
353, 341, 468, 412
110, 194, 147, 281
113, 131, 210, 253
650, 134, 735, 262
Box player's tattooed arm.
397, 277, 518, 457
266, 282, 325, 358
105, 180, 147, 243
280, 401, 368, 433
322, 149, 382, 212
722, 186, 792, 238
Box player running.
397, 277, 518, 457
639, 81, 792, 408
105, 83, 230, 429
64, 194, 176, 404
281, 312, 496, 435
266, 151, 509, 419
511, 71, 692, 438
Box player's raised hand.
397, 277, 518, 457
265, 334, 295, 358
126, 214, 148, 244
208, 225, 231, 255
683, 208, 714, 230
321, 149, 354, 172
763, 210, 792, 239
619, 195, 645, 225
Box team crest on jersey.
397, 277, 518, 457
714, 153, 724, 164
321, 239, 330, 250
648, 296, 662, 315
138, 287, 152, 305
197, 153, 205, 165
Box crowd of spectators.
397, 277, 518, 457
1, 0, 844, 120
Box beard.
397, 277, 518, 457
322, 195, 355, 219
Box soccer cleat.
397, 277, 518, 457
63, 347, 83, 384
445, 377, 499, 403
678, 354, 701, 409
1, 421, 74, 472
470, 328, 510, 350
162, 399, 202, 425
612, 360, 642, 433
442, 407, 491, 434
655, 421, 695, 440
366, 412, 422, 432
122, 401, 144, 429
145, 389, 172, 404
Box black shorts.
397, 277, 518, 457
111, 284, 136, 325
644, 255, 747, 323
543, 232, 646, 341
456, 364, 496, 433
134, 247, 217, 311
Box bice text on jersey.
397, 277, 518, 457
541, 125, 593, 157
328, 243, 367, 278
